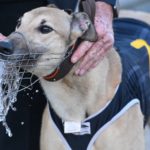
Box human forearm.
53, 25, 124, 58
95, 1, 113, 34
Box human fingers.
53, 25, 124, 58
91, 38, 114, 67
80, 49, 105, 74
84, 46, 109, 73
91, 48, 107, 69
75, 40, 103, 75
102, 31, 114, 47
75, 38, 114, 76
71, 41, 93, 63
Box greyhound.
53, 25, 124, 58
0, 6, 150, 150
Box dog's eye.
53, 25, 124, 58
38, 25, 53, 34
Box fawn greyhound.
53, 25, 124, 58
0, 5, 150, 150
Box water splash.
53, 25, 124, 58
0, 61, 21, 137
2, 121, 13, 137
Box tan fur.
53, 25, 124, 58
40, 48, 121, 122
39, 10, 145, 150
8, 8, 150, 150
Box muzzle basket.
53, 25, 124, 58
0, 41, 37, 137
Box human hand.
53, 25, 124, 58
0, 33, 6, 40
71, 2, 114, 76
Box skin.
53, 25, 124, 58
0, 33, 6, 40
71, 2, 114, 76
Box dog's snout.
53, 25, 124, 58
0, 40, 13, 55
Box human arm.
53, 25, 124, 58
0, 33, 6, 40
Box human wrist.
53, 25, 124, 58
94, 1, 114, 40
95, 1, 117, 18
95, 1, 113, 23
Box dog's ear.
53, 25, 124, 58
47, 4, 58, 8
70, 12, 97, 42
81, 22, 97, 42
79, 0, 97, 41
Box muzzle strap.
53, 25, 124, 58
0, 40, 13, 55
43, 38, 82, 81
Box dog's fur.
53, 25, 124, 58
3, 7, 150, 150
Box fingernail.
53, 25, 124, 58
71, 56, 78, 63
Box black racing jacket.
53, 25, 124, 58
47, 18, 150, 150
114, 18, 150, 118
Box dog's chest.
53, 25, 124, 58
47, 80, 143, 150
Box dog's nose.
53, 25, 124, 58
0, 39, 13, 55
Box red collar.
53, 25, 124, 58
43, 39, 81, 82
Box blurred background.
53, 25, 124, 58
119, 0, 150, 12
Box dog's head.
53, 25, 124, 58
0, 6, 97, 78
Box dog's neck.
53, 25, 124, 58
40, 48, 122, 122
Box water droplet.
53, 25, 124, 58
11, 105, 17, 111
21, 122, 24, 125
2, 121, 12, 137
0, 61, 21, 136
35, 90, 39, 93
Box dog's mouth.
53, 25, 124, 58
0, 32, 45, 137
0, 31, 76, 79
0, 10, 97, 78
0, 32, 44, 70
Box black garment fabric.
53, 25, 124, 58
95, 0, 116, 6
0, 0, 47, 35
114, 18, 150, 117
47, 0, 78, 11
0, 0, 38, 2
